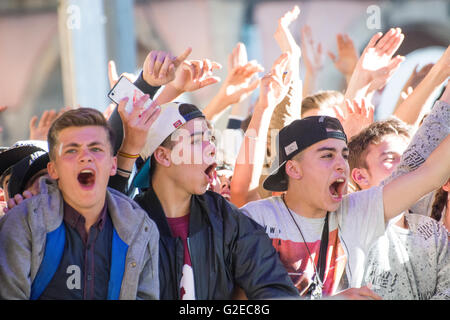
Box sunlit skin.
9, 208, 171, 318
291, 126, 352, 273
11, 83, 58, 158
359, 134, 410, 188
47, 126, 117, 230
284, 138, 349, 218
217, 169, 233, 200
152, 118, 216, 218
158, 118, 217, 196
352, 133, 410, 228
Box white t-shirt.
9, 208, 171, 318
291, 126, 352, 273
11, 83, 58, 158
240, 185, 385, 294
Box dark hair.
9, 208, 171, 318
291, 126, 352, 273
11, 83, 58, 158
430, 188, 448, 222
348, 117, 412, 174
47, 108, 115, 160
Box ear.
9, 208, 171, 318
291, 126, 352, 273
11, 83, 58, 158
442, 179, 450, 192
351, 167, 370, 189
285, 160, 302, 180
47, 161, 59, 180
110, 156, 117, 176
153, 146, 171, 168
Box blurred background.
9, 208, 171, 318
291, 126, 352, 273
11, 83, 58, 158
0, 0, 449, 146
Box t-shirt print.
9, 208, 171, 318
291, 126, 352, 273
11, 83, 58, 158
167, 214, 195, 300
241, 186, 385, 291
272, 228, 347, 295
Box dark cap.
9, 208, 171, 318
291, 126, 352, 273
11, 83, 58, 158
0, 140, 48, 177
263, 116, 347, 192
7, 151, 50, 198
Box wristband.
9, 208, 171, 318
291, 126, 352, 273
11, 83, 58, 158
118, 151, 140, 159
117, 167, 132, 175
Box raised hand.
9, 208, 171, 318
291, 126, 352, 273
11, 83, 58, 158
202, 43, 261, 120
170, 58, 222, 93
29, 106, 73, 141
274, 5, 301, 58
301, 25, 324, 75
333, 98, 374, 139
223, 43, 263, 105
328, 33, 359, 81
256, 52, 292, 110
108, 60, 137, 89
142, 47, 192, 87
117, 94, 161, 156
29, 110, 58, 140
357, 28, 405, 92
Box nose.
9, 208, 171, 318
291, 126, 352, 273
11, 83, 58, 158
334, 154, 347, 173
78, 148, 93, 163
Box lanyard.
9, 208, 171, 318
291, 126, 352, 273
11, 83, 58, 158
281, 195, 329, 299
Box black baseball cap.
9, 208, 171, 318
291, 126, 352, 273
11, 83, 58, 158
0, 140, 48, 177
263, 116, 347, 192
7, 151, 50, 198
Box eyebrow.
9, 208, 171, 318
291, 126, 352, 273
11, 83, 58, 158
62, 141, 105, 149
316, 147, 349, 153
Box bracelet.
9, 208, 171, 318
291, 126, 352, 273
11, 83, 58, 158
117, 167, 132, 174
116, 168, 131, 178
117, 151, 140, 159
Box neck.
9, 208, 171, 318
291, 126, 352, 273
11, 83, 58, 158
64, 197, 105, 233
152, 170, 191, 218
283, 189, 327, 219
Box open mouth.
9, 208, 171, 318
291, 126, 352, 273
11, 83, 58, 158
77, 169, 96, 188
204, 163, 217, 185
329, 177, 346, 201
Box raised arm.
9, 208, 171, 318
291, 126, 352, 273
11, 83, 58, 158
393, 46, 450, 126
328, 33, 359, 85
230, 52, 291, 207
301, 24, 323, 98
153, 57, 222, 107
383, 134, 450, 222
202, 42, 263, 121
381, 82, 450, 216
344, 28, 404, 114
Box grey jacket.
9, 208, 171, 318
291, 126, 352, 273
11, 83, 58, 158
0, 178, 159, 300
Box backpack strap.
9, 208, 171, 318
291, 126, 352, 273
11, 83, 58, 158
107, 228, 129, 300
30, 223, 66, 300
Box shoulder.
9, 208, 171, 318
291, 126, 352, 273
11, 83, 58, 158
240, 196, 282, 223
406, 213, 447, 236
341, 185, 384, 213
107, 187, 158, 238
1, 179, 62, 233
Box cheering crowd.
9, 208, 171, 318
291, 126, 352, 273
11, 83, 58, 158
0, 6, 449, 300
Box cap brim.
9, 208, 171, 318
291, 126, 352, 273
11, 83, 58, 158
262, 160, 288, 192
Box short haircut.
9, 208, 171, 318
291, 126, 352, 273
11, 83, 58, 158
301, 90, 344, 118
348, 117, 412, 173
47, 108, 115, 160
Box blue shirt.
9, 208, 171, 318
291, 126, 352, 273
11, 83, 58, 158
38, 201, 112, 300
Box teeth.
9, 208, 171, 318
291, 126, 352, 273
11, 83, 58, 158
81, 169, 94, 173
336, 178, 345, 183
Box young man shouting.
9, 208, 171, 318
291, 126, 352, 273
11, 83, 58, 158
240, 114, 450, 299
0, 108, 159, 300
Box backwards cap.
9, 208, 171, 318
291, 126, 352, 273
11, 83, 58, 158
132, 102, 205, 189
263, 116, 347, 192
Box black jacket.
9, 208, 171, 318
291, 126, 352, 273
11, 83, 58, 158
134, 188, 299, 300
